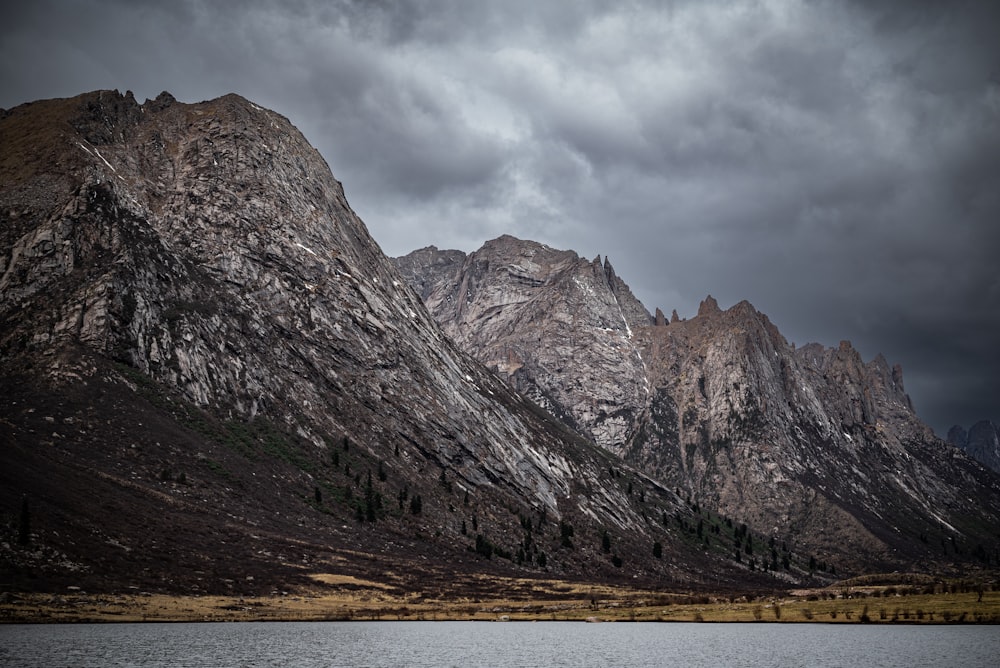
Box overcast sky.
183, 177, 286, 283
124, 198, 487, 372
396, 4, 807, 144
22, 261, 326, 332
3, 0, 998, 435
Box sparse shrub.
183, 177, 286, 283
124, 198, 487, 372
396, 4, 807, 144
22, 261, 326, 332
611, 554, 623, 567
801, 608, 814, 620
752, 605, 763, 620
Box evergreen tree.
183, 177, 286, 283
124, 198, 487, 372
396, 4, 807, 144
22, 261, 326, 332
364, 472, 376, 522
475, 534, 493, 559
17, 496, 30, 546
409, 495, 422, 515
559, 521, 575, 549
652, 541, 662, 559
601, 530, 611, 553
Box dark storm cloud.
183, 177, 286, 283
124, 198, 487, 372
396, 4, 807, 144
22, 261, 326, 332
2, 0, 998, 434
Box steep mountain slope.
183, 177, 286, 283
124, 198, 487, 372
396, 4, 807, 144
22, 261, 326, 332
948, 421, 1000, 473
395, 239, 1000, 573
1, 90, 773, 594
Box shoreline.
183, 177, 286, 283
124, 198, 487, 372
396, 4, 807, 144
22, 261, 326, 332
3, 587, 997, 625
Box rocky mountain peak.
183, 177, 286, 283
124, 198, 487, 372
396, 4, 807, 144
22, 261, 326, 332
697, 294, 721, 316
394, 236, 652, 453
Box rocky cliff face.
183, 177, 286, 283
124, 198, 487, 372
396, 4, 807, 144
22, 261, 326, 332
394, 237, 651, 454
396, 239, 1000, 572
948, 421, 1000, 473
2, 90, 760, 592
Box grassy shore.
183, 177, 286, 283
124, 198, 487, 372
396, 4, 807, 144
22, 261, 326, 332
3, 573, 998, 624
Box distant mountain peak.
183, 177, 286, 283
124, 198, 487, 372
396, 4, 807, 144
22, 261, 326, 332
947, 420, 1000, 473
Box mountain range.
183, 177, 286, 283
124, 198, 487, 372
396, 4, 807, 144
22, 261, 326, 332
2, 90, 998, 596
394, 236, 1000, 570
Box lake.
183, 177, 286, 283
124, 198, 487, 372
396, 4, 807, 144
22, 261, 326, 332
2, 621, 997, 667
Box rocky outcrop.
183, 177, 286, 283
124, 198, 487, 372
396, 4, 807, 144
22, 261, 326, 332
948, 421, 1000, 473
397, 237, 1000, 572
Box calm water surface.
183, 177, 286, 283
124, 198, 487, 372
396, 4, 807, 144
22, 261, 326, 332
2, 621, 998, 667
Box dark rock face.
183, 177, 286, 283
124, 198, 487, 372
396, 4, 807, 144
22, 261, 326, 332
948, 421, 1000, 473
2, 90, 752, 592
396, 238, 1000, 572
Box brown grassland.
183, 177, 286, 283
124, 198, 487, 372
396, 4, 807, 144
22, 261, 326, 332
3, 573, 998, 624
